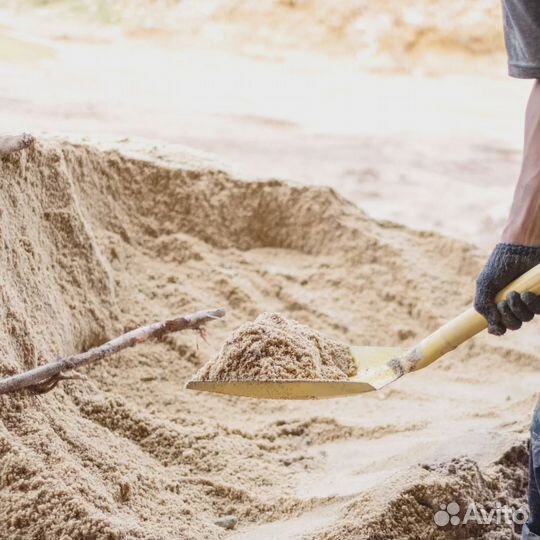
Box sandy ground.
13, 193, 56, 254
1, 3, 540, 539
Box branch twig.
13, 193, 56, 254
0, 308, 226, 395
0, 133, 35, 157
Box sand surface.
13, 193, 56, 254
0, 140, 538, 539
1, 2, 540, 538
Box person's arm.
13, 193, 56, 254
475, 81, 540, 335
502, 81, 540, 245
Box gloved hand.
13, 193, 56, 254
474, 243, 540, 335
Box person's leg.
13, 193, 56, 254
523, 399, 540, 539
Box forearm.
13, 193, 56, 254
502, 81, 540, 246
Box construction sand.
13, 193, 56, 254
1, 140, 539, 539
195, 312, 356, 381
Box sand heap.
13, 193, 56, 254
0, 140, 536, 540
195, 312, 357, 381
315, 442, 529, 540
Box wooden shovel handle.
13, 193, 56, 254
413, 263, 540, 371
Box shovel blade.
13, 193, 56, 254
185, 379, 376, 399
349, 345, 409, 389
186, 345, 408, 400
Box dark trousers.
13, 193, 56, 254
525, 399, 540, 539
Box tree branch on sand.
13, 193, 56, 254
0, 308, 226, 395
0, 133, 35, 156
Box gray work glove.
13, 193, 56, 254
474, 243, 540, 335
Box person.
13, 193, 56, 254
474, 3, 540, 538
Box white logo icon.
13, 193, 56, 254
434, 502, 461, 526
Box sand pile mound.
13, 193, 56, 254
314, 441, 529, 540
195, 312, 356, 381
2, 142, 351, 539
0, 139, 532, 539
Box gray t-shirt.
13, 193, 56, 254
503, 0, 540, 78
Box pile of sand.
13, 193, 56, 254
315, 442, 529, 540
195, 312, 357, 381
0, 140, 536, 539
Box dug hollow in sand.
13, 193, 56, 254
194, 312, 357, 381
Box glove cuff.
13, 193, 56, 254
495, 243, 540, 259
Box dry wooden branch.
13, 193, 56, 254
0, 133, 35, 157
0, 308, 226, 395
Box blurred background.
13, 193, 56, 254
0, 0, 529, 248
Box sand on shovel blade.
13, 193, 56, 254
193, 312, 357, 382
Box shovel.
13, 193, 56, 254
187, 263, 540, 399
